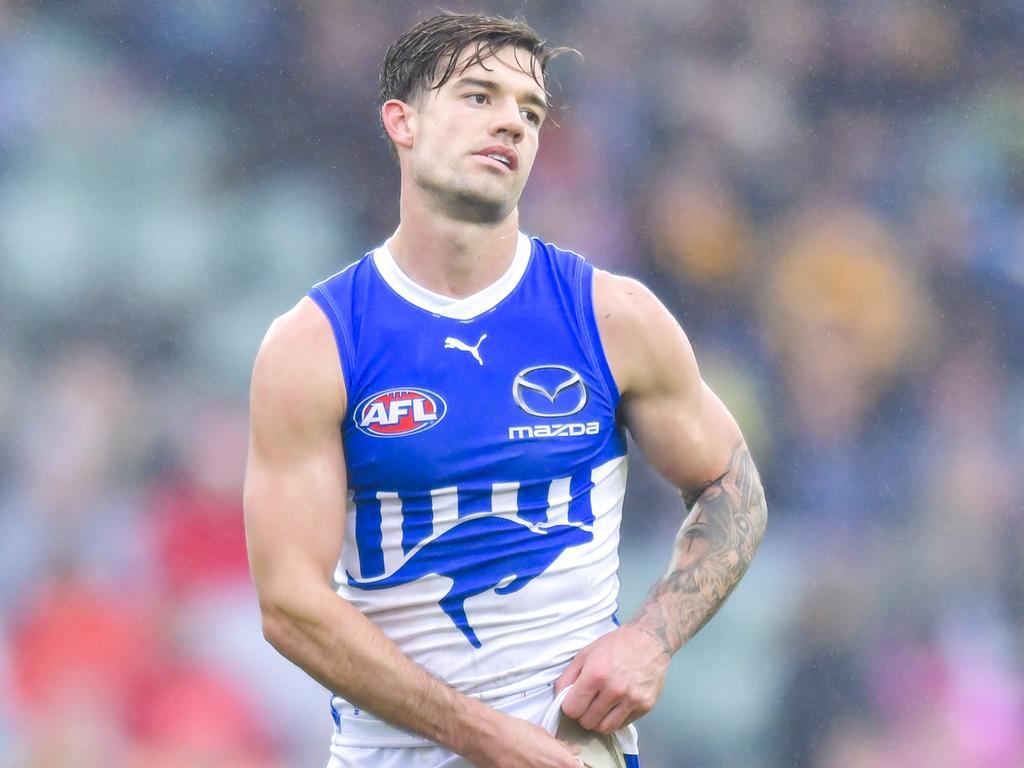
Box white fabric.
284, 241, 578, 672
326, 683, 639, 768
333, 456, 629, 720
372, 231, 532, 320
547, 685, 639, 766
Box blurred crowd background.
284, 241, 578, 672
2, 1, 1023, 766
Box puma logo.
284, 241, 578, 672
347, 516, 593, 648
444, 334, 487, 366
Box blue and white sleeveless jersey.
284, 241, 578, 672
309, 232, 628, 710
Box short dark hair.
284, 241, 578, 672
379, 11, 575, 115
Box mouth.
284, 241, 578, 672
474, 146, 518, 172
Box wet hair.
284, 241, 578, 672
378, 11, 576, 140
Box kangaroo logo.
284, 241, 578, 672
444, 334, 487, 366
347, 517, 593, 648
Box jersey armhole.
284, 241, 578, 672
574, 262, 621, 405
307, 285, 355, 405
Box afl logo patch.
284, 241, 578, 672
355, 388, 447, 437
512, 365, 588, 418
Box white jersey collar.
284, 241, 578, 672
372, 232, 532, 321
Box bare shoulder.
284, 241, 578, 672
592, 269, 700, 399
251, 297, 346, 444
591, 273, 742, 490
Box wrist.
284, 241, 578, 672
625, 620, 676, 659
442, 694, 503, 763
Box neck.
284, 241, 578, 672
388, 184, 521, 299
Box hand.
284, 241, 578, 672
554, 625, 671, 734
462, 710, 582, 768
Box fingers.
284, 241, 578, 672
504, 717, 583, 768
559, 739, 581, 757
566, 675, 654, 733
553, 737, 583, 767
559, 673, 599, 721
574, 685, 623, 732
554, 646, 587, 694
594, 701, 632, 734
556, 628, 666, 738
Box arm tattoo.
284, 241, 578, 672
627, 440, 768, 656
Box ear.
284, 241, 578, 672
381, 99, 415, 150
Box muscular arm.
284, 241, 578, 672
627, 439, 766, 656
556, 271, 767, 732
244, 299, 580, 768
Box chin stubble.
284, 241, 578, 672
414, 169, 513, 224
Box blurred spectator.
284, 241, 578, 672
9, 570, 154, 766
146, 403, 250, 598
760, 205, 936, 527
126, 661, 284, 768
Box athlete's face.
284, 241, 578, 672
403, 46, 548, 223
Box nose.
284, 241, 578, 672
491, 97, 525, 143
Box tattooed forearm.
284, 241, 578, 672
627, 440, 767, 656
681, 475, 721, 511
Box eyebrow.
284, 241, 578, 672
453, 77, 549, 114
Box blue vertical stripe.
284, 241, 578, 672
568, 470, 594, 525
625, 755, 640, 767
516, 480, 550, 525
401, 494, 433, 554
355, 494, 384, 578
457, 486, 490, 518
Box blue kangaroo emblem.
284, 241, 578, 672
347, 516, 593, 648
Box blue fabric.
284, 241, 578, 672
308, 237, 627, 646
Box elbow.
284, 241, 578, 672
258, 596, 297, 654
255, 579, 340, 658
256, 583, 322, 658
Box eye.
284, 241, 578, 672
467, 93, 488, 105
521, 109, 541, 127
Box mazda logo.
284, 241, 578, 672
512, 365, 588, 418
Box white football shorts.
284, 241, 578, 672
325, 683, 640, 768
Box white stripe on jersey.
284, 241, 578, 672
592, 456, 627, 519
340, 490, 357, 581
491, 481, 520, 517
377, 491, 404, 575
546, 476, 573, 527
430, 486, 459, 528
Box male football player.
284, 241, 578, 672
244, 13, 767, 768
